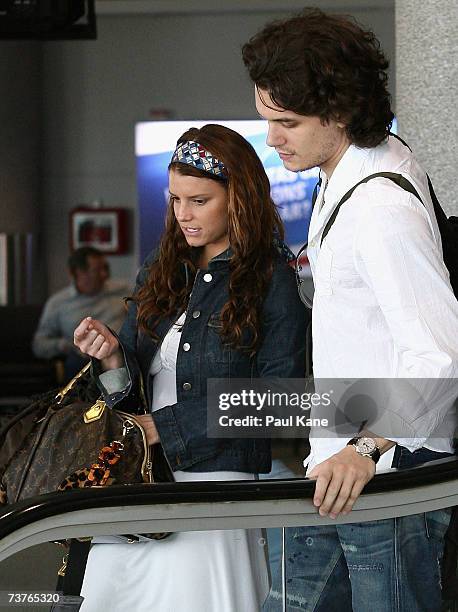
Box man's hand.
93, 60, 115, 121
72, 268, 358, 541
307, 446, 376, 519
135, 414, 160, 446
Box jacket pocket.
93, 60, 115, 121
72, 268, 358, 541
206, 314, 231, 370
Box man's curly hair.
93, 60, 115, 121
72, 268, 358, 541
242, 8, 394, 148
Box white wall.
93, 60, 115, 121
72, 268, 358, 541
40, 6, 394, 293
396, 0, 458, 213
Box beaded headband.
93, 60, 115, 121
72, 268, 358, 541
171, 140, 227, 178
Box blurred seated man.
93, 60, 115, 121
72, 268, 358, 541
33, 247, 130, 381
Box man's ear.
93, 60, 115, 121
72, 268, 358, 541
321, 117, 347, 129
334, 115, 347, 129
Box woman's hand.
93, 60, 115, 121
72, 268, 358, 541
73, 317, 123, 371
135, 414, 160, 446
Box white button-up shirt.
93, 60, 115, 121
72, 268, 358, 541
306, 136, 458, 472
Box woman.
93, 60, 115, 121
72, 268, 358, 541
74, 124, 307, 611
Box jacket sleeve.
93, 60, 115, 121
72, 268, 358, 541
256, 260, 309, 379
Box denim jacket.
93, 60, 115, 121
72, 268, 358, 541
97, 248, 308, 474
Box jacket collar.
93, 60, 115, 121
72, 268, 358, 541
183, 238, 292, 275
209, 247, 233, 266
182, 247, 232, 284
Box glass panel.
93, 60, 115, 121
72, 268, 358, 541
0, 543, 63, 612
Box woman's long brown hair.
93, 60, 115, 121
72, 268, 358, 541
135, 123, 284, 354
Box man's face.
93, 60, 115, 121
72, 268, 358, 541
255, 87, 350, 177
73, 255, 109, 295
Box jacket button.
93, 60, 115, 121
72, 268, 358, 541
203, 273, 213, 282
192, 310, 201, 319
183, 342, 191, 352
182, 382, 192, 391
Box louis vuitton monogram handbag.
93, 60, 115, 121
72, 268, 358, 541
0, 363, 171, 523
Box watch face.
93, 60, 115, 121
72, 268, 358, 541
356, 438, 376, 454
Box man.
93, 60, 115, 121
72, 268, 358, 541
33, 247, 130, 380
243, 8, 458, 611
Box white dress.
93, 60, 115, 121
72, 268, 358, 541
80, 314, 270, 612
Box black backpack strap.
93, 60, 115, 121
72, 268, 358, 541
314, 133, 457, 294
389, 131, 411, 151
387, 133, 453, 232
311, 174, 322, 208
53, 539, 91, 611
319, 130, 427, 246
320, 171, 423, 247
319, 166, 458, 298
426, 175, 450, 226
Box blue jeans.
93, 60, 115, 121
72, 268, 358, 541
260, 459, 299, 574
263, 447, 453, 612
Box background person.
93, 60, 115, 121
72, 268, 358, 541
243, 7, 458, 611
33, 246, 129, 381
73, 124, 308, 612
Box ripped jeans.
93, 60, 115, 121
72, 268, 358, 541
263, 447, 453, 612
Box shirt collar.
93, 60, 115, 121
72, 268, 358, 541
322, 143, 372, 207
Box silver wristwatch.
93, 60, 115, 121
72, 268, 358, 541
347, 436, 381, 464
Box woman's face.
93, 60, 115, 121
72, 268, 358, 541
169, 168, 229, 266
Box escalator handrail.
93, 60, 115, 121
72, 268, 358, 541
1, 455, 457, 542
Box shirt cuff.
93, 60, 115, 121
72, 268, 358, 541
384, 437, 426, 452
99, 367, 129, 395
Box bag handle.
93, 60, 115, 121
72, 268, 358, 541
139, 372, 148, 415
55, 362, 91, 405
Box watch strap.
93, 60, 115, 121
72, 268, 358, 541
347, 436, 381, 464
